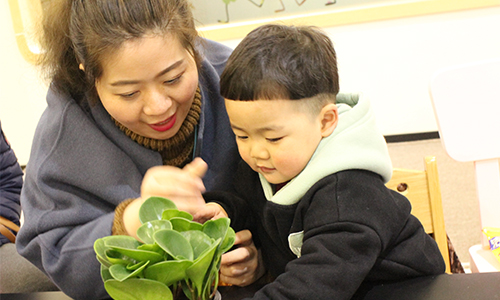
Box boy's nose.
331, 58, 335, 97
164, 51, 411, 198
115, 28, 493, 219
250, 144, 269, 160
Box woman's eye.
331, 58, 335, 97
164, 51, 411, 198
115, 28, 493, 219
164, 74, 182, 85
119, 91, 138, 99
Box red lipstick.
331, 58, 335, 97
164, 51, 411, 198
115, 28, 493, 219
149, 114, 176, 132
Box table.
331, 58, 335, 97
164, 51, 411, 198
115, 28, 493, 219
2, 272, 499, 300
358, 272, 500, 300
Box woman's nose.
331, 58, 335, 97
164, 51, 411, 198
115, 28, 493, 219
143, 89, 172, 115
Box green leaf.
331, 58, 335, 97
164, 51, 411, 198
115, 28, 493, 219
109, 261, 149, 282
170, 218, 203, 232
202, 218, 230, 241
105, 278, 173, 300
143, 260, 192, 286
181, 230, 214, 259
94, 238, 112, 267
104, 235, 164, 264
111, 248, 164, 265
137, 243, 163, 254
162, 209, 193, 221
185, 240, 219, 295
139, 197, 177, 224
101, 265, 113, 282
96, 253, 113, 268
127, 260, 148, 271
106, 249, 135, 265
220, 226, 236, 254
203, 265, 220, 299
154, 229, 193, 261
104, 235, 142, 250
181, 282, 194, 300
137, 220, 172, 244
203, 217, 236, 254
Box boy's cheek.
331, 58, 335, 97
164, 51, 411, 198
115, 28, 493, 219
237, 146, 250, 162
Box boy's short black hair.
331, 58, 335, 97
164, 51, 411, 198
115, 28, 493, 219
220, 24, 339, 102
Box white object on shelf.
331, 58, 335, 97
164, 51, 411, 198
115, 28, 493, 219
429, 58, 500, 249
469, 244, 500, 273
430, 58, 500, 273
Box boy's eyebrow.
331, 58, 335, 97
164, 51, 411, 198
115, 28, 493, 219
109, 60, 183, 86
231, 124, 283, 132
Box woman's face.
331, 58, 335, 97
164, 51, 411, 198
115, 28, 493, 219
95, 34, 199, 140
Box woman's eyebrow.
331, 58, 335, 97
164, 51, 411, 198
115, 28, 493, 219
155, 60, 183, 79
109, 59, 184, 86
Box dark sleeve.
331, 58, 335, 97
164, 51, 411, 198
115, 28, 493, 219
0, 122, 23, 245
247, 223, 382, 300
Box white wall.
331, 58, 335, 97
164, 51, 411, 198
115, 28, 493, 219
220, 5, 500, 136
0, 1, 48, 166
2, 3, 500, 165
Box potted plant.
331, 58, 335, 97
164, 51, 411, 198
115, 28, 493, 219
94, 197, 235, 300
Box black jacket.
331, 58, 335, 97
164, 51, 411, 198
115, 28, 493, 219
206, 164, 445, 300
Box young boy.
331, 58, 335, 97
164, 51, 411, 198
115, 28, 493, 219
196, 24, 445, 299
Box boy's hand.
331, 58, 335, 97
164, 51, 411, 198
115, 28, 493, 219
193, 202, 228, 223
140, 157, 207, 215
220, 230, 266, 287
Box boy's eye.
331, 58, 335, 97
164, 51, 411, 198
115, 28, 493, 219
266, 137, 283, 143
236, 135, 248, 140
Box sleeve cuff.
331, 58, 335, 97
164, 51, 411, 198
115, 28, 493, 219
112, 198, 136, 236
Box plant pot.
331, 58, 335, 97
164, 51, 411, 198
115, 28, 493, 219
214, 290, 221, 300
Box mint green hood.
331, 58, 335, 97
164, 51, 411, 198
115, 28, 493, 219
260, 93, 393, 205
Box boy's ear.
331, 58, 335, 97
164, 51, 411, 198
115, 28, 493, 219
319, 103, 338, 137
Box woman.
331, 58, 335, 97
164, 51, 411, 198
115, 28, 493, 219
16, 1, 263, 299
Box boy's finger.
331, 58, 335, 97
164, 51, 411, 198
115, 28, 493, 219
221, 246, 251, 265
234, 229, 253, 246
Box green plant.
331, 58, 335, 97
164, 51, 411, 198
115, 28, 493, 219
94, 197, 235, 300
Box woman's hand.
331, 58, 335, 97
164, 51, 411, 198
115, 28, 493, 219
123, 158, 208, 239
220, 230, 266, 287
141, 157, 208, 214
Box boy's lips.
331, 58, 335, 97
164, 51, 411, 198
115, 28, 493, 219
258, 166, 275, 173
149, 114, 176, 132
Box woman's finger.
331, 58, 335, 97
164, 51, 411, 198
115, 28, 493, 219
183, 157, 208, 178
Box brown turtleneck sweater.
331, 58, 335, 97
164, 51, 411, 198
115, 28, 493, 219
112, 88, 202, 235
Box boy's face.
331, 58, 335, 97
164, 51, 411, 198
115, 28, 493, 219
225, 99, 333, 184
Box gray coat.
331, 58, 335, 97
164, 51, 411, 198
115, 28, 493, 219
17, 39, 238, 300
